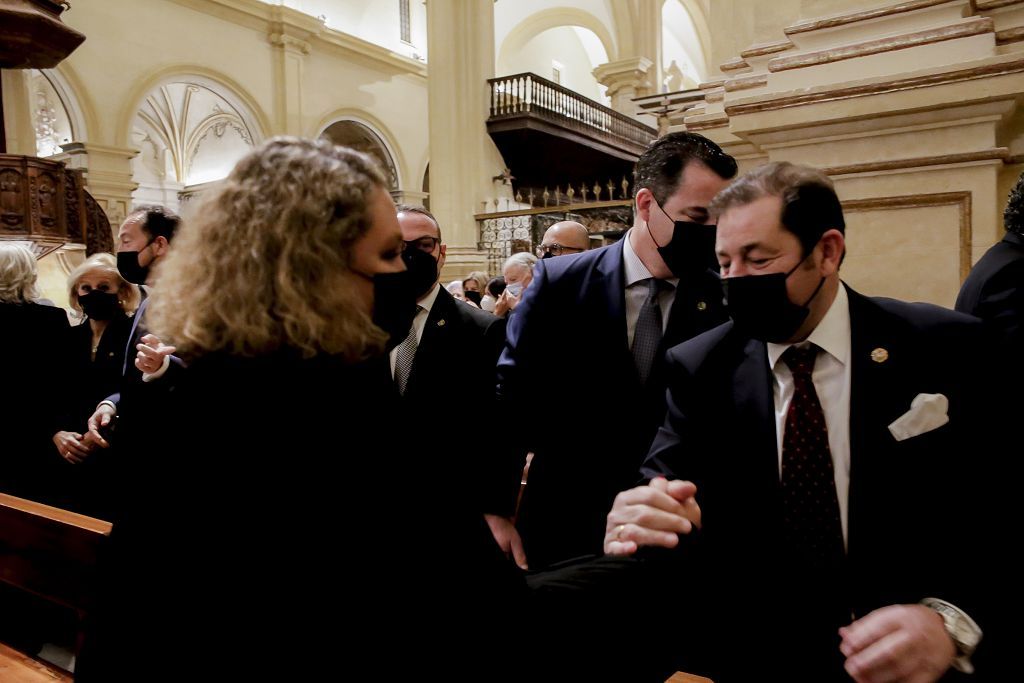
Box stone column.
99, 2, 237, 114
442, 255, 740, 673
426, 0, 501, 277
593, 57, 655, 118
1, 70, 37, 155
268, 8, 319, 136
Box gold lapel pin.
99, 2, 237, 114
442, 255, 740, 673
870, 347, 889, 363
437, 319, 446, 327
696, 301, 707, 311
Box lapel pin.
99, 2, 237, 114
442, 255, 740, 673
871, 347, 889, 363
696, 300, 707, 311
437, 319, 446, 327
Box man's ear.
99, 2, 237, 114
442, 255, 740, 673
437, 243, 447, 271
151, 235, 170, 257
818, 229, 845, 276
635, 188, 654, 225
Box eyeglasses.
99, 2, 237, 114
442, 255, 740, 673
404, 236, 441, 254
537, 243, 584, 257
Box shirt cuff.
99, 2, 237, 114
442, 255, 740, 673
142, 354, 172, 382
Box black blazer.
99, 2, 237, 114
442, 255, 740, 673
497, 238, 728, 568
400, 286, 511, 508
638, 285, 1006, 681
955, 231, 1024, 348
79, 351, 528, 681
64, 313, 133, 431
0, 302, 70, 498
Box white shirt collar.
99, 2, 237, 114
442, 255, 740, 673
418, 282, 441, 313
767, 283, 850, 370
622, 228, 678, 287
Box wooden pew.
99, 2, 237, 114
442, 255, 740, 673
0, 492, 112, 679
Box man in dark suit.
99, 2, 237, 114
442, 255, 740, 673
393, 206, 520, 562
955, 170, 1024, 348
83, 206, 181, 452
604, 162, 1000, 682
496, 133, 737, 569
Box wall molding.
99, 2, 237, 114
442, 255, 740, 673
841, 191, 972, 280
770, 17, 993, 73
821, 148, 1008, 176
726, 56, 1024, 116
785, 0, 959, 36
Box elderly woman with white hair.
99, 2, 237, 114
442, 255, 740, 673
494, 251, 538, 318
53, 253, 140, 468
0, 243, 70, 499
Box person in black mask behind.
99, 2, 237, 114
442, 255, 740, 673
391, 205, 517, 562
494, 132, 736, 570
78, 137, 528, 681
50, 253, 139, 514
601, 161, 1005, 682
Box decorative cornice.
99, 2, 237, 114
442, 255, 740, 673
726, 56, 1024, 116
705, 89, 725, 102
821, 148, 1007, 176
841, 191, 971, 280
724, 74, 769, 92
770, 17, 994, 73
1005, 153, 1024, 164
698, 78, 727, 90
170, 0, 426, 79
720, 57, 751, 73
740, 40, 795, 60
996, 26, 1024, 44
785, 0, 958, 36
684, 113, 730, 131
59, 142, 140, 160
974, 0, 1024, 10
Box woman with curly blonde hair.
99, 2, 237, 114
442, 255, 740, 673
78, 137, 415, 681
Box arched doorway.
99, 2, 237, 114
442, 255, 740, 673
320, 121, 400, 198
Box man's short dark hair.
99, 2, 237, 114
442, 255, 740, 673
131, 205, 180, 243
633, 132, 738, 204
396, 203, 442, 241
709, 161, 845, 257
1004, 171, 1024, 236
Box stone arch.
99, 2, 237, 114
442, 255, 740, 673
314, 110, 407, 196
497, 8, 618, 74
663, 0, 713, 84
120, 67, 267, 211
117, 65, 270, 149
34, 64, 94, 147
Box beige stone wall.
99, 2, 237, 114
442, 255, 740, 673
677, 0, 1024, 307
6, 0, 432, 301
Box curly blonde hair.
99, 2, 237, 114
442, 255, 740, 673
67, 252, 140, 317
146, 136, 390, 361
0, 243, 40, 304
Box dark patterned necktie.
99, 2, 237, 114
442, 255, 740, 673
632, 278, 668, 384
780, 345, 845, 568
393, 305, 423, 396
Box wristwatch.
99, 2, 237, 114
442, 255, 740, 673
920, 597, 982, 674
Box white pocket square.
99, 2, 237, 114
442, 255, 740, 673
888, 393, 949, 441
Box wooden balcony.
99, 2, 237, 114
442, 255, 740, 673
487, 73, 657, 191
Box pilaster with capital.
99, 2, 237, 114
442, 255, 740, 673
593, 57, 655, 118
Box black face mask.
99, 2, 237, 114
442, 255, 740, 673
722, 252, 826, 343
79, 291, 120, 321
464, 290, 482, 306
117, 242, 153, 285
648, 200, 718, 278
404, 246, 440, 300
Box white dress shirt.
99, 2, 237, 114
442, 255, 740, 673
389, 282, 441, 377
622, 229, 678, 347
766, 284, 852, 546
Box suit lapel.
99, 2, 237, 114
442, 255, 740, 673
405, 287, 455, 396
845, 286, 908, 556
591, 240, 637, 382
733, 336, 780, 492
